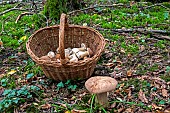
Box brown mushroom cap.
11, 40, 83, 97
85, 76, 118, 94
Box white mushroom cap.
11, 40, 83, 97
85, 76, 118, 94
47, 51, 55, 58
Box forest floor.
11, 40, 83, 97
0, 1, 170, 113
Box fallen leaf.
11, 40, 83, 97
20, 36, 27, 41
33, 102, 39, 106
138, 89, 148, 103
0, 74, 5, 79
65, 111, 71, 113
117, 107, 124, 113
139, 45, 145, 51
124, 88, 132, 99
127, 69, 133, 77
110, 102, 116, 108
0, 40, 3, 46
7, 70, 16, 75
103, 63, 114, 68
120, 48, 125, 53
162, 88, 168, 97
40, 103, 51, 109
124, 108, 133, 112
71, 109, 87, 113
152, 103, 162, 110
164, 109, 170, 113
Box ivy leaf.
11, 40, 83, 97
159, 100, 165, 105
65, 80, 71, 85
164, 11, 169, 20
13, 98, 20, 104
68, 85, 77, 90
1, 79, 8, 87
30, 85, 40, 91
57, 82, 64, 90
2, 89, 12, 96
166, 66, 170, 73
26, 73, 34, 79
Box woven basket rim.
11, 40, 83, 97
26, 24, 105, 67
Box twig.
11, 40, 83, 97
0, 16, 11, 35
152, 34, 170, 40
0, 3, 26, 16
143, 3, 170, 11
96, 28, 170, 35
15, 12, 49, 26
15, 12, 34, 23
68, 3, 124, 15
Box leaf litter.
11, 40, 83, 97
0, 1, 170, 113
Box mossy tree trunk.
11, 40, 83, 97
43, 0, 83, 21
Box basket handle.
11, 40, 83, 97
59, 13, 68, 64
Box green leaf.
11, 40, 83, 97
166, 66, 170, 73
141, 39, 145, 43
146, 83, 151, 87
13, 98, 20, 104
27, 94, 32, 98
1, 79, 7, 87
164, 11, 169, 20
26, 73, 34, 79
2, 89, 12, 96
65, 80, 71, 85
57, 82, 64, 90
30, 85, 40, 91
159, 100, 165, 105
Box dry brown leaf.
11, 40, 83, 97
103, 63, 115, 68
127, 69, 133, 77
152, 103, 162, 110
164, 109, 170, 113
120, 48, 125, 53
0, 40, 3, 46
40, 103, 51, 109
140, 45, 145, 51
124, 88, 132, 99
124, 108, 133, 113
71, 109, 87, 113
0, 74, 5, 79
162, 88, 168, 97
110, 102, 116, 108
117, 107, 124, 113
138, 89, 148, 103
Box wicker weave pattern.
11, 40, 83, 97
26, 13, 105, 81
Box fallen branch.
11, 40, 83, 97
0, 3, 26, 16
96, 28, 170, 34
15, 12, 49, 26
15, 12, 34, 23
0, 16, 11, 35
68, 3, 124, 15
143, 3, 170, 11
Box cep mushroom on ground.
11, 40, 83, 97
85, 76, 118, 107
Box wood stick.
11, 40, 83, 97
15, 12, 34, 23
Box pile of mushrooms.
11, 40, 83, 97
85, 76, 118, 107
40, 43, 93, 63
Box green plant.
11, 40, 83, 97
56, 80, 78, 91
0, 85, 41, 112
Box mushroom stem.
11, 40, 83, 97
96, 92, 108, 107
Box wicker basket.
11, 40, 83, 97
26, 13, 105, 81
